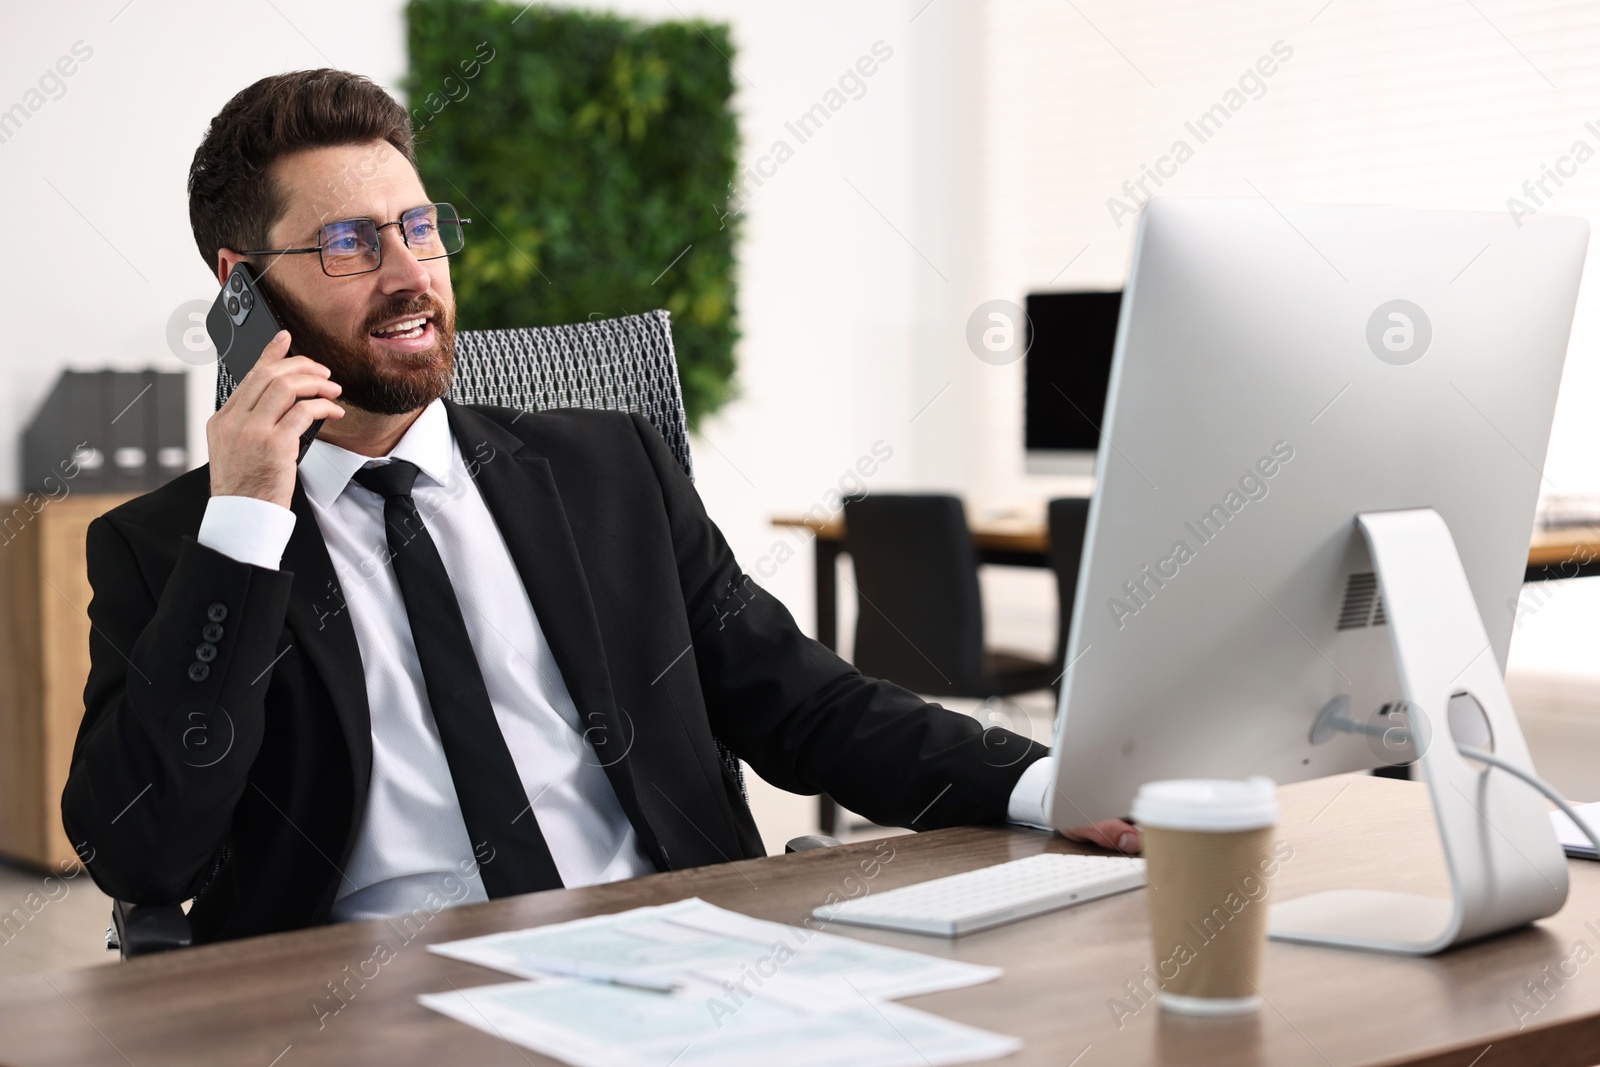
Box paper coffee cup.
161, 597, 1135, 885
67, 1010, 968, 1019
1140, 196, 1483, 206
1130, 777, 1279, 1015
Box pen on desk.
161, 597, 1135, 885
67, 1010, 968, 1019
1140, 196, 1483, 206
520, 958, 681, 994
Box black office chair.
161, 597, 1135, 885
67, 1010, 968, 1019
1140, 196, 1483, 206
1046, 496, 1092, 677
844, 494, 1057, 700
108, 310, 834, 958
815, 495, 1059, 834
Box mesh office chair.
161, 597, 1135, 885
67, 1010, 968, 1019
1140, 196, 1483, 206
109, 310, 779, 958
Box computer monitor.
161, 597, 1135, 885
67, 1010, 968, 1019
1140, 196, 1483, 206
1048, 197, 1588, 954
1023, 290, 1121, 476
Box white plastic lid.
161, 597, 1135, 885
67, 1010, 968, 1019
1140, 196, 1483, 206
1130, 777, 1279, 832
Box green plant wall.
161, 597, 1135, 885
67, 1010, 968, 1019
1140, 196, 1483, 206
405, 0, 740, 424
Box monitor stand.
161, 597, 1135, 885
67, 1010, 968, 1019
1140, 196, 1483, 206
1267, 508, 1569, 955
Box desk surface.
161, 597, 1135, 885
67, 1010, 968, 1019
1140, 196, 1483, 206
774, 509, 1054, 556
772, 512, 1600, 568
6, 775, 1600, 1066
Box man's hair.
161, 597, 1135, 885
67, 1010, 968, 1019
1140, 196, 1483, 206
187, 69, 415, 271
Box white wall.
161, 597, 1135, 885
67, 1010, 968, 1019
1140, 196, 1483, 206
977, 0, 1600, 499
0, 0, 411, 503
968, 0, 1600, 681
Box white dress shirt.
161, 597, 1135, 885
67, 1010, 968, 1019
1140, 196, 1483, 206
196, 398, 1058, 921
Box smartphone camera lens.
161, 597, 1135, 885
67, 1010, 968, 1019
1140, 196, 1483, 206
229, 274, 244, 293
239, 289, 255, 311
226, 295, 240, 316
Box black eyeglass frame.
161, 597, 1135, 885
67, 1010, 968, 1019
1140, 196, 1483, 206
240, 202, 472, 277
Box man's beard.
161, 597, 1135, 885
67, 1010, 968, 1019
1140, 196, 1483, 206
254, 274, 456, 416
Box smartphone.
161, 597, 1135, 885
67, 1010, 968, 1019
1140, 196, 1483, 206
206, 262, 324, 463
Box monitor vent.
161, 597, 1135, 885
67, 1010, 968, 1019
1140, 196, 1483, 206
1337, 572, 1387, 630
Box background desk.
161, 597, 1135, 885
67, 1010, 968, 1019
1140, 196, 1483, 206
771, 512, 1600, 654
6, 775, 1600, 1066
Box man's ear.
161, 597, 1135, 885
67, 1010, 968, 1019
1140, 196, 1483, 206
215, 248, 246, 288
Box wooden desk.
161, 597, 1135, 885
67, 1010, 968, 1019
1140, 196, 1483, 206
5, 775, 1600, 1066
772, 512, 1600, 654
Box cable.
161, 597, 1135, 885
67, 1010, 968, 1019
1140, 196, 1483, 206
1456, 744, 1600, 858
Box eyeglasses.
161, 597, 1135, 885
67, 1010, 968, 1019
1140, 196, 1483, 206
242, 202, 471, 277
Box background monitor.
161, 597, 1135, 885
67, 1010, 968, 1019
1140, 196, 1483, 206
1024, 290, 1121, 476
1049, 197, 1588, 827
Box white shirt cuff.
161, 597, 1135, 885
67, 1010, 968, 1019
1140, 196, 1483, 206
1006, 755, 1055, 830
198, 496, 297, 570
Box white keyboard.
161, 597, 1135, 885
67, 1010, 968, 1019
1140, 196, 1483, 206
813, 853, 1147, 937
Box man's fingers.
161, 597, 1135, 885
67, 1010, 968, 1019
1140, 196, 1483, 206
1061, 818, 1141, 854
282, 398, 345, 438
230, 330, 293, 411
256, 373, 342, 422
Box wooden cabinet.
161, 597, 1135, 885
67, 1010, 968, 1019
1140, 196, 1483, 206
0, 493, 135, 871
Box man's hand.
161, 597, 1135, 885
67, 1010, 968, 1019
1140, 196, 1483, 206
207, 331, 344, 509
1061, 818, 1141, 854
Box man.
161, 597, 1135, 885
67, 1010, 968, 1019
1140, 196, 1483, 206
61, 69, 1136, 943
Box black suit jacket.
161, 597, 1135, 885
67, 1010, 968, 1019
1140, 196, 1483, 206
62, 401, 1046, 942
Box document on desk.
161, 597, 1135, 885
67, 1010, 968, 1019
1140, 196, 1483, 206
418, 974, 1022, 1067
1552, 802, 1600, 859
426, 897, 1001, 999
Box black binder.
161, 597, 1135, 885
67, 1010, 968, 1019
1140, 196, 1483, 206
150, 371, 188, 483
108, 370, 154, 493
22, 370, 108, 494
21, 369, 189, 494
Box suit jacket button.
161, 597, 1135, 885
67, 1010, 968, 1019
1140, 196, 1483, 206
202, 623, 224, 643
188, 662, 210, 682
207, 603, 228, 623
196, 642, 217, 663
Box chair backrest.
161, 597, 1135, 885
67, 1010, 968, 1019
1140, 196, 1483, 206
844, 494, 987, 696
214, 310, 743, 796
447, 310, 695, 480
1046, 496, 1091, 678
214, 310, 695, 481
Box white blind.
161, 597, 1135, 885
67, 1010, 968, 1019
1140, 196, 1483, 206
979, 0, 1600, 494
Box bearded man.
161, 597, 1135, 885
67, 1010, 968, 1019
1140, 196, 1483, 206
61, 69, 1134, 942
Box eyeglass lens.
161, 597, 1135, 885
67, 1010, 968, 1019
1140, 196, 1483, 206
319, 203, 465, 276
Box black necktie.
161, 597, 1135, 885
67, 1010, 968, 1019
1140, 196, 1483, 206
351, 459, 564, 897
